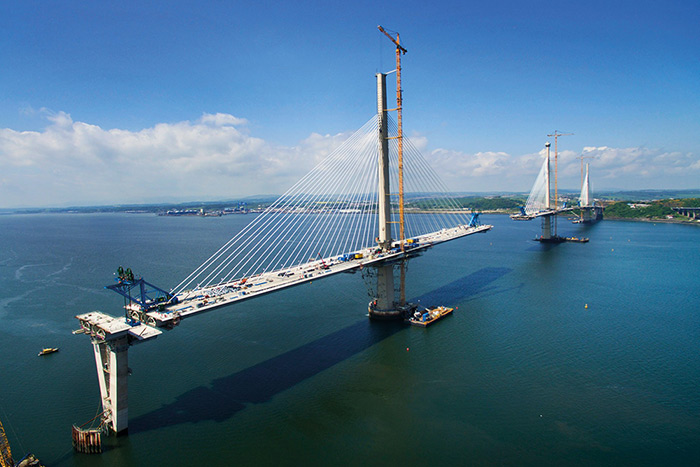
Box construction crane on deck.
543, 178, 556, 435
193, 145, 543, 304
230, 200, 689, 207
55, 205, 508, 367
0, 419, 11, 467
547, 131, 573, 209
577, 153, 595, 189
378, 25, 408, 304
378, 25, 407, 250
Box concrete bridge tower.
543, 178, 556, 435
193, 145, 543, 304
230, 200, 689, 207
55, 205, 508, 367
541, 142, 554, 239
370, 73, 401, 319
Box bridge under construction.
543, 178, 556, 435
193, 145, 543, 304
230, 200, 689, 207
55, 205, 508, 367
75, 27, 492, 437
511, 134, 603, 241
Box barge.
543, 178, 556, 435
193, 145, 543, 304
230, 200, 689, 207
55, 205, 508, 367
407, 306, 454, 327
534, 236, 589, 244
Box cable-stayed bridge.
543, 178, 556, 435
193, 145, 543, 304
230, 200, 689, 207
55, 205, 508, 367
510, 142, 574, 240
74, 65, 492, 436
99, 124, 489, 329
511, 140, 604, 240
510, 140, 601, 241
510, 142, 575, 222
574, 162, 604, 223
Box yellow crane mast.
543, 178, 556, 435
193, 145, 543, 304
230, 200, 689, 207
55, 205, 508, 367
577, 154, 595, 189
547, 131, 573, 209
0, 419, 13, 467
377, 25, 407, 250
378, 25, 409, 306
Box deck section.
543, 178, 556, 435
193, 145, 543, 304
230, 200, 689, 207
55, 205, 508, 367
141, 223, 492, 327
76, 311, 162, 342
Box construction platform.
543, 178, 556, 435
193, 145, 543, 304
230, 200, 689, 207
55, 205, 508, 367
406, 306, 454, 327
534, 235, 589, 244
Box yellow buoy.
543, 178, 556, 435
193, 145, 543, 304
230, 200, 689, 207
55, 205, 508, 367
585, 304, 588, 309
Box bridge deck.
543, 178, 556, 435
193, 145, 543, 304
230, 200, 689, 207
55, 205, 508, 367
510, 207, 575, 221
135, 223, 492, 327
76, 311, 163, 342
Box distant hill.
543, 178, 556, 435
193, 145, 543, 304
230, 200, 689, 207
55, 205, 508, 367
2, 190, 699, 215
596, 189, 700, 201
411, 196, 525, 211
603, 198, 700, 219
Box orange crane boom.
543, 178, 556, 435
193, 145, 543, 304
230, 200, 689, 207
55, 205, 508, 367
378, 26, 407, 54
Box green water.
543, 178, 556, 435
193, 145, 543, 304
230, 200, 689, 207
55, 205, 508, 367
0, 213, 699, 466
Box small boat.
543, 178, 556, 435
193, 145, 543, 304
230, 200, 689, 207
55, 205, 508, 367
38, 348, 59, 356
407, 306, 453, 327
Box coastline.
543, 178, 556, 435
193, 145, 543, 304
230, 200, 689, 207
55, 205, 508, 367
427, 209, 700, 226
604, 216, 700, 226
3, 208, 700, 227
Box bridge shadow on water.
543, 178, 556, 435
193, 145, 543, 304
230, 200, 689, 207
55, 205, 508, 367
129, 266, 511, 434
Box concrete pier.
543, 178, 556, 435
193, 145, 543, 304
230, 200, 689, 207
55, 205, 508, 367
370, 263, 402, 319
673, 207, 700, 220
542, 215, 553, 239
76, 311, 161, 434
93, 338, 129, 434
369, 73, 402, 320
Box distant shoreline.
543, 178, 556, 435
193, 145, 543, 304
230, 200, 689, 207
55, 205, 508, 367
415, 210, 700, 226
605, 216, 700, 226
3, 208, 700, 226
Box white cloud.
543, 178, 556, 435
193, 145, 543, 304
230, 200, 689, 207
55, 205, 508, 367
45, 110, 74, 128
407, 132, 429, 152
1, 111, 697, 207
199, 113, 248, 127
425, 145, 700, 193
0, 112, 346, 207
574, 146, 699, 182
429, 149, 512, 177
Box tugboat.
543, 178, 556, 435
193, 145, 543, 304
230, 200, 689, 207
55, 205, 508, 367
406, 306, 454, 327
38, 348, 59, 356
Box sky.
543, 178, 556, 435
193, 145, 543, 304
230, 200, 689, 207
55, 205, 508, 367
1, 0, 698, 208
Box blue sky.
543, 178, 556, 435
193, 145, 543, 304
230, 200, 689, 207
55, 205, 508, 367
1, 0, 698, 207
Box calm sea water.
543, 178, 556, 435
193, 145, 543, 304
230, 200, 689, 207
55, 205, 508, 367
0, 213, 699, 466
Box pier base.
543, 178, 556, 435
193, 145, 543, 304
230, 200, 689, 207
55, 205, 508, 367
542, 215, 553, 239
581, 209, 592, 223
369, 264, 403, 320
577, 206, 603, 224
368, 307, 404, 320
76, 311, 161, 436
